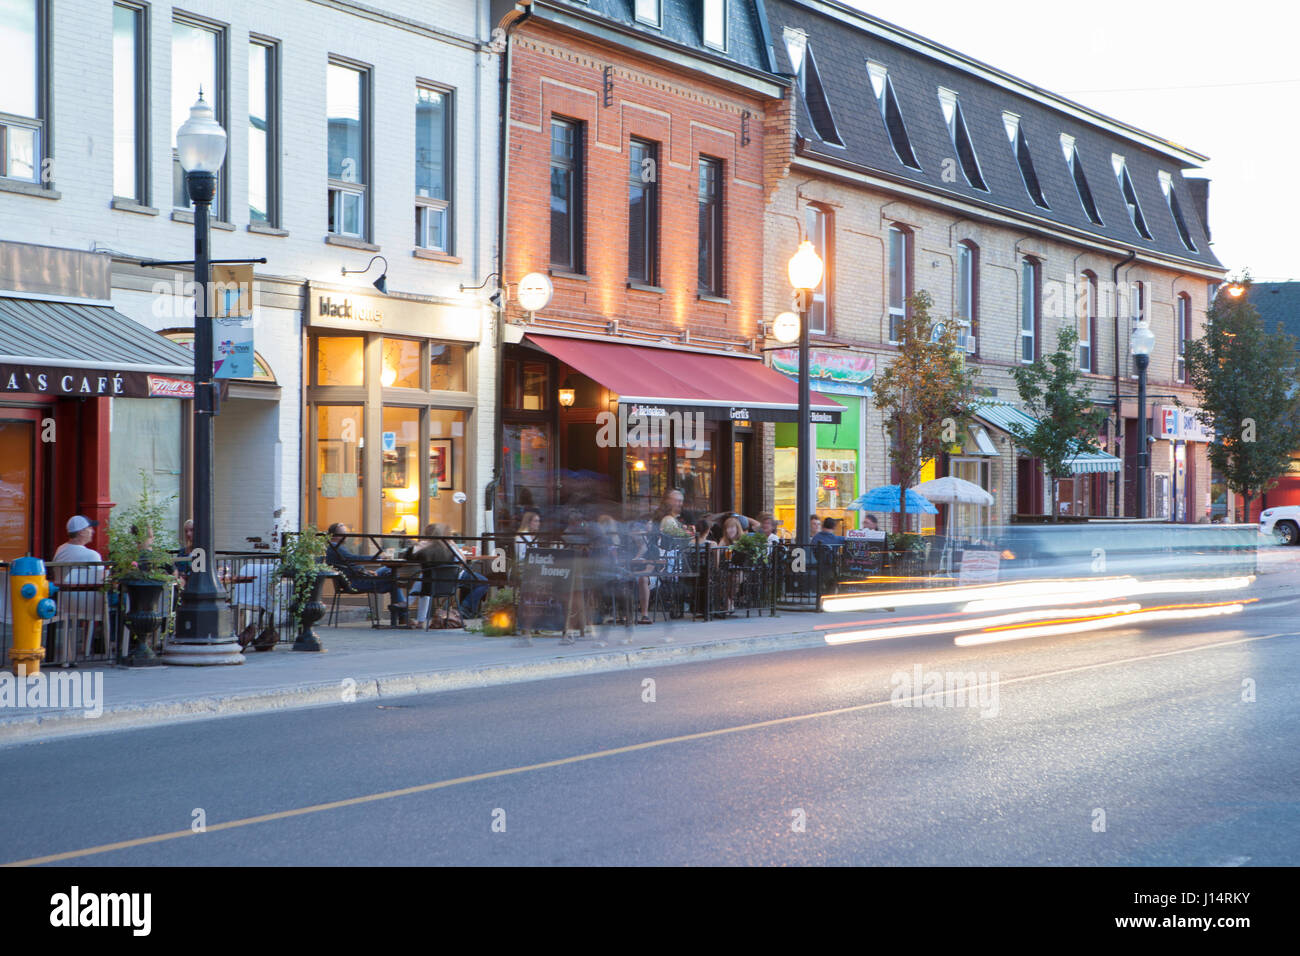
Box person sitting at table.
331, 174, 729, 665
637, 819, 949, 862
421, 521, 489, 621
514, 509, 541, 564
811, 516, 846, 546
326, 522, 407, 626
625, 516, 659, 625
715, 514, 749, 613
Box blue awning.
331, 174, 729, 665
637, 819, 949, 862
974, 401, 1121, 475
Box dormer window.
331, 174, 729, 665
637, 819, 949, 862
1159, 170, 1197, 252
1060, 134, 1103, 226
867, 61, 920, 170
1003, 112, 1048, 209
635, 0, 661, 28
702, 0, 727, 51
938, 88, 986, 190
790, 39, 842, 147
1113, 154, 1152, 239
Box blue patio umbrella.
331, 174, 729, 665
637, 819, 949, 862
848, 485, 938, 515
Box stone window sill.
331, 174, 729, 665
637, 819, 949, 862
111, 197, 158, 216
248, 222, 288, 237
697, 293, 731, 305
0, 178, 59, 199
549, 269, 589, 282
171, 209, 235, 230
325, 234, 380, 252
413, 248, 461, 264
627, 282, 665, 294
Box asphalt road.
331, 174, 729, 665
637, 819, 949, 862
2, 580, 1297, 866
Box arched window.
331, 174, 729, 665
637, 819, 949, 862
1176, 293, 1192, 382
888, 224, 913, 343
957, 240, 979, 354
1079, 270, 1098, 373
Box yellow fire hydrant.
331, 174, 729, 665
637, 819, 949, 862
9, 556, 57, 676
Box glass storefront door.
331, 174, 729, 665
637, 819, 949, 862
315, 404, 364, 532
380, 406, 421, 535
428, 408, 468, 533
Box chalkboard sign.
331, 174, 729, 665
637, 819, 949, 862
517, 547, 577, 632
842, 529, 885, 577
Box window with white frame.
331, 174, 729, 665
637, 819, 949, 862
1021, 258, 1039, 363
0, 0, 46, 184
249, 37, 279, 226
172, 15, 226, 214
888, 226, 910, 342
327, 59, 369, 240
1079, 271, 1098, 372
805, 204, 830, 334
113, 3, 148, 201
635, 0, 661, 27
1176, 293, 1191, 382
416, 84, 452, 253
703, 0, 727, 50
957, 241, 978, 353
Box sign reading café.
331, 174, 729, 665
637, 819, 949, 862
0, 364, 193, 399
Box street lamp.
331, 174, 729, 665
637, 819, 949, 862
163, 93, 243, 665
788, 240, 824, 543
1131, 321, 1155, 520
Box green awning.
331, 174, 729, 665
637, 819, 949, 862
974, 400, 1120, 475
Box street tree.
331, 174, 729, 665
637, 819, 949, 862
1008, 327, 1108, 521
1184, 277, 1300, 520
873, 291, 980, 531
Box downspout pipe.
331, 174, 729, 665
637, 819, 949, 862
1113, 248, 1137, 515
485, 5, 532, 537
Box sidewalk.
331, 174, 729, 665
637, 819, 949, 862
0, 610, 836, 746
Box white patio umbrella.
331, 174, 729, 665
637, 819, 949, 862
915, 476, 995, 571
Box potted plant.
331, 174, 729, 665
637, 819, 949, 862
106, 475, 179, 666
274, 527, 332, 652
886, 532, 927, 576
731, 532, 769, 568
479, 587, 517, 636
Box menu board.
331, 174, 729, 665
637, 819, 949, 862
517, 548, 577, 633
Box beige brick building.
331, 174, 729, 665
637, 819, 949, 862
761, 0, 1225, 531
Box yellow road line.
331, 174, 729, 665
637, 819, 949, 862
6, 631, 1289, 866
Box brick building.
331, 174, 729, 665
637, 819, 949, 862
490, 0, 835, 524
762, 0, 1226, 531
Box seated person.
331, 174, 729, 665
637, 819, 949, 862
326, 522, 407, 625
811, 516, 847, 547
412, 522, 489, 620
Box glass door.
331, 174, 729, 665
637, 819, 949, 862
0, 420, 35, 560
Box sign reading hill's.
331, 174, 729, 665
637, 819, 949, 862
0, 366, 193, 399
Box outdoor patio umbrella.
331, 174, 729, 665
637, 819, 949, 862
848, 485, 938, 515
915, 476, 994, 571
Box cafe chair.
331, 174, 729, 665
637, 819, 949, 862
327, 574, 380, 628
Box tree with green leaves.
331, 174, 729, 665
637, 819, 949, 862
1008, 327, 1109, 521
873, 291, 980, 531
1184, 277, 1300, 521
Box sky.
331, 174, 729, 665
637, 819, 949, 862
843, 0, 1298, 281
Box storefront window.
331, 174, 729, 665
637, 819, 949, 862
815, 450, 857, 529
677, 426, 714, 515
951, 459, 992, 538
429, 342, 468, 392
316, 404, 364, 531
380, 406, 420, 535
428, 409, 468, 533
522, 362, 547, 410
625, 443, 670, 518
503, 422, 553, 519
381, 338, 421, 389
316, 336, 364, 386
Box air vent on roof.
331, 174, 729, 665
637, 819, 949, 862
938, 88, 986, 190
1159, 171, 1197, 252
1002, 112, 1048, 209
1113, 154, 1152, 240
799, 46, 843, 147
867, 61, 920, 170
1059, 134, 1103, 226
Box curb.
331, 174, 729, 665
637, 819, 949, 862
0, 626, 829, 747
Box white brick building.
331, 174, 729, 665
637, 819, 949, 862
0, 0, 501, 557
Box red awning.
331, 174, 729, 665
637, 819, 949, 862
524, 333, 843, 424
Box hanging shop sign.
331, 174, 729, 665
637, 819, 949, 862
771, 348, 875, 396
1157, 406, 1214, 443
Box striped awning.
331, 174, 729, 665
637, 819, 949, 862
974, 400, 1120, 475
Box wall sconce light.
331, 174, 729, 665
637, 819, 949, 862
341, 255, 388, 294
558, 388, 576, 407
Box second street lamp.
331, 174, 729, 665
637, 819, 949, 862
1131, 321, 1156, 520
788, 240, 824, 544
163, 93, 243, 666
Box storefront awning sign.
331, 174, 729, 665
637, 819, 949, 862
771, 348, 874, 396
1158, 406, 1214, 443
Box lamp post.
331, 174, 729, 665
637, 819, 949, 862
163, 93, 243, 665
788, 240, 824, 543
1131, 321, 1155, 520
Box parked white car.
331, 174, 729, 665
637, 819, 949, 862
1259, 506, 1300, 544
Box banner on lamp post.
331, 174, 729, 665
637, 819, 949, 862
211, 263, 254, 379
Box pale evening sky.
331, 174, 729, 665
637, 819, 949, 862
844, 0, 1298, 281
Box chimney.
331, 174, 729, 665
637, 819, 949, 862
1186, 177, 1211, 241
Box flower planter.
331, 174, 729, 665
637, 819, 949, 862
292, 570, 334, 652
123, 579, 166, 667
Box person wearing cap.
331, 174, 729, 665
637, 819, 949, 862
54, 516, 103, 565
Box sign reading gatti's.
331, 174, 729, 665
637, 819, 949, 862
0, 365, 193, 399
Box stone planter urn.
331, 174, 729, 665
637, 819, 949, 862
123, 579, 166, 666
292, 570, 335, 652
